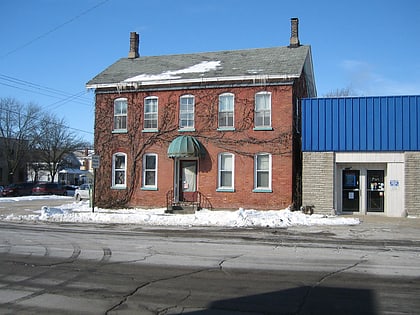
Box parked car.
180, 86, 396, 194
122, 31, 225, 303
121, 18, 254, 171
64, 185, 77, 197
74, 183, 92, 201
32, 183, 67, 196
0, 186, 4, 194
2, 182, 35, 197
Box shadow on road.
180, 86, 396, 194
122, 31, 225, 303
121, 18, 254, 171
183, 285, 378, 314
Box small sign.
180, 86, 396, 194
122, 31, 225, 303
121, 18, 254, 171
92, 155, 100, 169
390, 180, 399, 187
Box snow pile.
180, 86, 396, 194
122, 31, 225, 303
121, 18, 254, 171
3, 200, 360, 228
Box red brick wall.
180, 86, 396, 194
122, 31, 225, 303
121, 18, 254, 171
94, 83, 296, 210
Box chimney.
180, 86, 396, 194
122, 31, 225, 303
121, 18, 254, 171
289, 18, 300, 48
128, 32, 139, 59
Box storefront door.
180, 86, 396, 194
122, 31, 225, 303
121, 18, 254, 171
342, 170, 360, 212
367, 170, 385, 212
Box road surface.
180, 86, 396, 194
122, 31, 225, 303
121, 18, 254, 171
0, 220, 419, 314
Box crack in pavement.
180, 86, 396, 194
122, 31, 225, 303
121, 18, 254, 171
106, 254, 243, 314
296, 256, 368, 314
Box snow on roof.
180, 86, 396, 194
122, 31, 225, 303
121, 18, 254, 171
125, 60, 222, 82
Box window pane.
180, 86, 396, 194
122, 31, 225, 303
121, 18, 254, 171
257, 155, 269, 170
145, 171, 155, 186
221, 172, 232, 187
115, 155, 125, 169
115, 171, 125, 185
146, 155, 156, 169
221, 155, 232, 170
257, 171, 269, 187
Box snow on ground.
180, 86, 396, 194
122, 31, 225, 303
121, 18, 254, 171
0, 196, 360, 228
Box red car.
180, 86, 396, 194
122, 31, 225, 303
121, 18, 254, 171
32, 183, 67, 196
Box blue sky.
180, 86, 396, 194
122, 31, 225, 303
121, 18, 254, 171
1, 0, 419, 143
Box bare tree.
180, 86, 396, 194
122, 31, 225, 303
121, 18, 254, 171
0, 97, 42, 183
323, 87, 359, 97
33, 113, 87, 182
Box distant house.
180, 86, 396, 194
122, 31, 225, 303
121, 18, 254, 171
301, 95, 420, 217
87, 18, 316, 211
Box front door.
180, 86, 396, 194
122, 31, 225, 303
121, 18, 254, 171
342, 170, 360, 212
367, 170, 385, 212
179, 160, 197, 202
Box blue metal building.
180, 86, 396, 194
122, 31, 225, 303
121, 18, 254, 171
301, 95, 420, 217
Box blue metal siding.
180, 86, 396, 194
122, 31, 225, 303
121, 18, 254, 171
301, 95, 420, 151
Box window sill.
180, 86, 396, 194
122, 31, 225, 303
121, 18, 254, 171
216, 188, 235, 193
217, 127, 235, 131
112, 129, 128, 134
111, 186, 126, 190
178, 128, 196, 132
141, 187, 158, 191
253, 127, 273, 131
142, 129, 159, 133
252, 188, 272, 193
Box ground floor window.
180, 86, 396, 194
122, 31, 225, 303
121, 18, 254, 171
143, 154, 157, 189
217, 153, 234, 191
112, 153, 126, 188
254, 153, 272, 191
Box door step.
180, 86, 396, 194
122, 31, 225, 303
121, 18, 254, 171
166, 203, 198, 214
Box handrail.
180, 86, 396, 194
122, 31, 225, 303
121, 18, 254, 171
166, 190, 213, 211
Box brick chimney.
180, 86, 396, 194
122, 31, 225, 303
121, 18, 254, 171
289, 18, 300, 48
128, 32, 139, 59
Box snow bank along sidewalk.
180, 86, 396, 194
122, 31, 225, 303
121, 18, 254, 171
1, 199, 360, 228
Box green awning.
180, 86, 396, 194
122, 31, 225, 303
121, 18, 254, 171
167, 136, 205, 158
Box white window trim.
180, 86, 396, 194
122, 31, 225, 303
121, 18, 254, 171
113, 98, 128, 132
142, 153, 158, 190
253, 153, 272, 192
217, 152, 235, 192
218, 93, 235, 129
179, 94, 195, 130
143, 96, 158, 131
112, 152, 127, 189
254, 92, 272, 130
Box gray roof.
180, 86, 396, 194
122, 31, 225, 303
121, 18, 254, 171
86, 45, 316, 96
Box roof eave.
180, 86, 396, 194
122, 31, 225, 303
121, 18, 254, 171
86, 74, 300, 90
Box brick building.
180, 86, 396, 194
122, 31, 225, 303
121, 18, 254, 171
87, 18, 316, 211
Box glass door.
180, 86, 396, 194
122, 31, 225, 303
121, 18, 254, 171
342, 170, 360, 212
367, 170, 384, 212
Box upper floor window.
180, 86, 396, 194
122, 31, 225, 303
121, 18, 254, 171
112, 152, 127, 188
144, 97, 158, 130
114, 98, 127, 131
217, 153, 234, 191
142, 153, 157, 189
254, 153, 272, 191
179, 95, 195, 130
218, 93, 234, 129
255, 92, 271, 129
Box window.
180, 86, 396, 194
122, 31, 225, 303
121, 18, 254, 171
144, 97, 158, 130
255, 92, 271, 128
254, 153, 271, 191
114, 98, 127, 131
112, 153, 126, 188
218, 93, 234, 129
142, 154, 157, 189
217, 153, 234, 191
179, 95, 195, 129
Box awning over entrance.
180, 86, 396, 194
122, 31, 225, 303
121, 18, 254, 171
167, 136, 205, 158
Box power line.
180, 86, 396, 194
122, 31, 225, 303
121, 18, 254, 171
1, 0, 110, 59
0, 103, 94, 136
0, 74, 92, 107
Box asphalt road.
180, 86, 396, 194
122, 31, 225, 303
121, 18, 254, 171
0, 219, 419, 314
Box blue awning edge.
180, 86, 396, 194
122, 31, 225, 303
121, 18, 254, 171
167, 136, 206, 158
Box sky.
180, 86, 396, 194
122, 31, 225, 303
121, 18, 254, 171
1, 0, 419, 143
